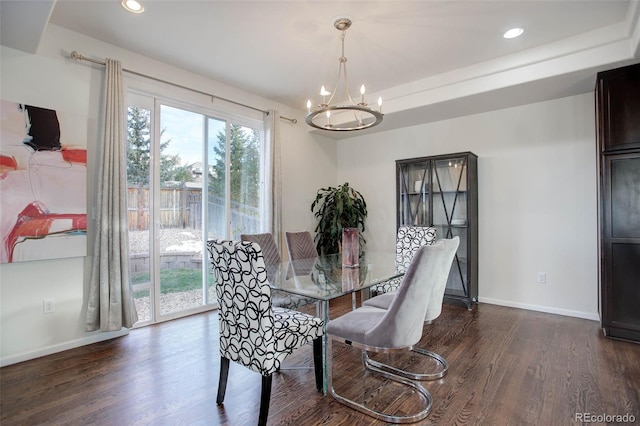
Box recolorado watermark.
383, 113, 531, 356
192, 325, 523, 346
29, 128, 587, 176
575, 412, 636, 423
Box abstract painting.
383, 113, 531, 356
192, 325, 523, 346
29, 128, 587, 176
0, 100, 87, 263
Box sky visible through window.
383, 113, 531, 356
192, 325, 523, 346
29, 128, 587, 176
160, 105, 205, 166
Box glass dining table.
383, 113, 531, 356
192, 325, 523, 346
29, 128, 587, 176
268, 251, 404, 394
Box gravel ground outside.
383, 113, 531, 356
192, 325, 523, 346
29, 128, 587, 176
129, 227, 204, 255
133, 288, 217, 322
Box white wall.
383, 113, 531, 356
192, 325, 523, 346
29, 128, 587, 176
0, 25, 336, 365
337, 93, 599, 320
281, 129, 336, 246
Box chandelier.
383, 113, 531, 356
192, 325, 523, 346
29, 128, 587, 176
305, 18, 383, 131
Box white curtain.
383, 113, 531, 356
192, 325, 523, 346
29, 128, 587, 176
85, 59, 138, 331
264, 110, 283, 253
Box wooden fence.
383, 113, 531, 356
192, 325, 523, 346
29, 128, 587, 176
127, 185, 261, 233
127, 185, 202, 231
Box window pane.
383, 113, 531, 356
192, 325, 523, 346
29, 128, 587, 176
158, 105, 207, 315
207, 117, 227, 239
229, 124, 263, 239
126, 106, 152, 325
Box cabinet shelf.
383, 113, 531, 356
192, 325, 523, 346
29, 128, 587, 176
433, 190, 467, 194
401, 192, 430, 196
396, 152, 478, 309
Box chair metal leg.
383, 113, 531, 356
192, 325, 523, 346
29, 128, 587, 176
327, 336, 433, 424
216, 356, 230, 404
362, 348, 449, 381
258, 374, 273, 426
312, 337, 323, 391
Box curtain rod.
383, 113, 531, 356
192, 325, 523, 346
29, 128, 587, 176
69, 51, 297, 124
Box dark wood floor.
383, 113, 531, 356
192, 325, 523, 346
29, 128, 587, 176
2, 295, 639, 425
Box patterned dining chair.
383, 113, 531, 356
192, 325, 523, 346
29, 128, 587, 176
207, 239, 324, 426
325, 237, 459, 423
369, 226, 437, 295
240, 233, 315, 309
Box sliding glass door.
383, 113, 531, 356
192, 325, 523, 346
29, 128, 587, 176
126, 93, 265, 325
206, 119, 265, 241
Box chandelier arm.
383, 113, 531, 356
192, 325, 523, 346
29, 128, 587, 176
326, 62, 342, 106
342, 62, 358, 106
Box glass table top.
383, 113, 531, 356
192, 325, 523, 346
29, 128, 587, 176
267, 251, 403, 301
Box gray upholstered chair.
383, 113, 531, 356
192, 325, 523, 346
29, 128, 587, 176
207, 239, 324, 426
325, 237, 459, 423
240, 233, 315, 309
284, 231, 320, 279
362, 236, 459, 381
370, 226, 437, 295
285, 230, 318, 261
240, 233, 281, 265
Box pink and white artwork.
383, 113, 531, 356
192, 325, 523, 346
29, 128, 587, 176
0, 100, 87, 263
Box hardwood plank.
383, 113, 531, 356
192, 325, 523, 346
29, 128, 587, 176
2, 298, 639, 425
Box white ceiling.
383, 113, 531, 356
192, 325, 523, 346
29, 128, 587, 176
2, 1, 639, 137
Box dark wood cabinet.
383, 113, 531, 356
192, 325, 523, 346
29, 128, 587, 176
396, 152, 478, 309
597, 63, 640, 342
597, 63, 640, 153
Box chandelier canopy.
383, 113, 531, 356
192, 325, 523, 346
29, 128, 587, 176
305, 18, 383, 132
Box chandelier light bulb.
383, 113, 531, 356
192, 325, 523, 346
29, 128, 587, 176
360, 84, 366, 104
306, 99, 312, 113
378, 97, 383, 112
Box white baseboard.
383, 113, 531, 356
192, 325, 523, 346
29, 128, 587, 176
478, 297, 600, 322
0, 328, 129, 368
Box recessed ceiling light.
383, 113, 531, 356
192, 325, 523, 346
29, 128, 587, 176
122, 0, 144, 14
503, 28, 524, 39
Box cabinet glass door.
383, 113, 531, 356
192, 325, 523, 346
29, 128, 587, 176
398, 161, 430, 226
433, 156, 468, 298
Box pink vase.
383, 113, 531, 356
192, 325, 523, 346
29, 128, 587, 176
342, 266, 360, 291
342, 227, 359, 268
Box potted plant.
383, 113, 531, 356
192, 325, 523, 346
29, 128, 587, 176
310, 182, 367, 255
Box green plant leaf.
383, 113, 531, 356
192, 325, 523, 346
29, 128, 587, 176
310, 182, 368, 255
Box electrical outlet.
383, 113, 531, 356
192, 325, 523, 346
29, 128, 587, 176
537, 272, 547, 283
43, 298, 55, 314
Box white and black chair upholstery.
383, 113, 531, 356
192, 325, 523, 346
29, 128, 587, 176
207, 239, 324, 426
325, 237, 459, 423
370, 226, 437, 295
240, 233, 315, 309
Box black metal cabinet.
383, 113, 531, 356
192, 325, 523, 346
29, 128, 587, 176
396, 152, 478, 309
597, 63, 640, 342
